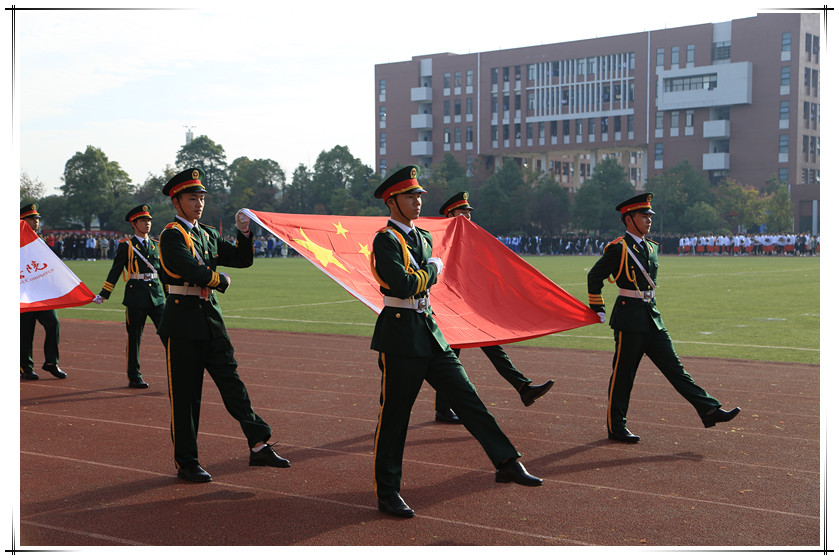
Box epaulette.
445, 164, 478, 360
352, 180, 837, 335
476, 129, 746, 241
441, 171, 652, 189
607, 236, 624, 246
647, 238, 659, 246
198, 222, 217, 232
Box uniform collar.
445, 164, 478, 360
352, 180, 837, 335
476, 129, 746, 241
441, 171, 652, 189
175, 215, 197, 231
388, 219, 416, 238
626, 231, 645, 246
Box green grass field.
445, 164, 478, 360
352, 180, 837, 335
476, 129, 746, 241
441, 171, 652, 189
61, 255, 820, 365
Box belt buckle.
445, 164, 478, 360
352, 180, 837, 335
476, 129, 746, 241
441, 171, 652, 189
642, 290, 653, 302
416, 297, 428, 312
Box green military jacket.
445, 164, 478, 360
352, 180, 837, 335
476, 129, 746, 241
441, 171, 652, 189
157, 218, 253, 340
370, 220, 449, 357
587, 233, 665, 333
99, 236, 166, 308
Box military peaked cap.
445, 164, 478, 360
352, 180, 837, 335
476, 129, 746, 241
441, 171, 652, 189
616, 192, 655, 215
163, 168, 207, 198
374, 165, 427, 200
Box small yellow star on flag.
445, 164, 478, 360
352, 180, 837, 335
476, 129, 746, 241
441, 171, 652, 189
292, 228, 348, 271
334, 222, 349, 238
358, 243, 371, 259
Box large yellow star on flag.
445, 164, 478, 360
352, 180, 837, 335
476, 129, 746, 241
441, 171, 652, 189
334, 222, 349, 238
292, 228, 348, 271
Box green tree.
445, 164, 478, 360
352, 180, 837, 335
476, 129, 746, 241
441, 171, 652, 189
572, 157, 635, 233
20, 172, 45, 201
228, 157, 286, 213
529, 174, 570, 235
763, 175, 793, 232
60, 145, 134, 230
310, 145, 374, 214
475, 158, 528, 234
427, 153, 472, 216
281, 164, 313, 214
681, 201, 720, 232
175, 135, 229, 229
175, 135, 229, 194
714, 178, 766, 232
644, 159, 714, 233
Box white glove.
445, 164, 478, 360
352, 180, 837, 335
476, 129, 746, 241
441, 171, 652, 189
93, 295, 104, 304
220, 272, 231, 288
428, 257, 443, 275
235, 210, 250, 234
597, 312, 606, 323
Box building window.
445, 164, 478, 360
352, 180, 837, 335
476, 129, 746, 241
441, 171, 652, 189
781, 32, 792, 52
443, 100, 450, 117
780, 66, 790, 86
503, 125, 509, 140
454, 71, 461, 88
654, 143, 664, 161
656, 48, 664, 66
379, 79, 386, 96
466, 98, 473, 116
379, 133, 386, 150
627, 115, 634, 133
443, 73, 451, 89
812, 70, 819, 95
503, 67, 510, 83
664, 73, 717, 92
466, 126, 473, 143
614, 116, 621, 133
685, 110, 694, 128
491, 94, 498, 114
444, 128, 451, 144
655, 111, 664, 130
671, 46, 679, 66
491, 125, 498, 141
712, 41, 731, 61
454, 99, 461, 117
779, 134, 789, 154
379, 106, 386, 125
526, 123, 533, 140
804, 101, 810, 123
515, 93, 521, 111
588, 118, 595, 135
527, 92, 535, 111
491, 68, 498, 85
629, 52, 635, 70
802, 135, 809, 155
779, 168, 788, 183
455, 127, 462, 144
780, 100, 789, 120
670, 111, 679, 128
379, 159, 387, 177
804, 67, 810, 88
601, 117, 609, 133
587, 57, 596, 74
466, 70, 473, 87
528, 64, 536, 80
687, 44, 695, 64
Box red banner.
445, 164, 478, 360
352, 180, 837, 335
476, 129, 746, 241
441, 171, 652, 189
245, 210, 598, 347
20, 221, 95, 312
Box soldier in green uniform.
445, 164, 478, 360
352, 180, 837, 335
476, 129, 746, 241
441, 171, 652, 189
432, 192, 554, 423
158, 168, 290, 483
93, 205, 165, 388
20, 204, 68, 381
587, 193, 740, 443
370, 166, 542, 519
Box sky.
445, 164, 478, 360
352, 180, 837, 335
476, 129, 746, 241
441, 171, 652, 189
9, 0, 787, 196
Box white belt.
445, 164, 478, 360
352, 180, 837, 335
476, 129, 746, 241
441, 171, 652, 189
618, 288, 655, 302
129, 272, 157, 280
383, 295, 430, 312
169, 285, 213, 300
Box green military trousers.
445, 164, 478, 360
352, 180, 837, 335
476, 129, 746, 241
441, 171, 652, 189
608, 327, 721, 434
124, 304, 165, 382
374, 346, 520, 499
20, 309, 60, 375
165, 335, 272, 469
436, 345, 532, 413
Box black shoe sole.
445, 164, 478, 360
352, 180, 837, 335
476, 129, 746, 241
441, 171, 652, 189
608, 433, 640, 443
378, 504, 415, 518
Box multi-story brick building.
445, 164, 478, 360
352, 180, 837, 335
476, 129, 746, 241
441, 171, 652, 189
374, 12, 820, 233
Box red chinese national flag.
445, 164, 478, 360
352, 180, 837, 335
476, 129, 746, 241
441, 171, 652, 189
244, 210, 599, 347
20, 220, 95, 312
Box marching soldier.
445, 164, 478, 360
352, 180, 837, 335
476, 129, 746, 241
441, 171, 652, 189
433, 192, 554, 423
20, 204, 68, 381
587, 192, 740, 443
158, 168, 290, 483
93, 205, 165, 388
370, 166, 542, 519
